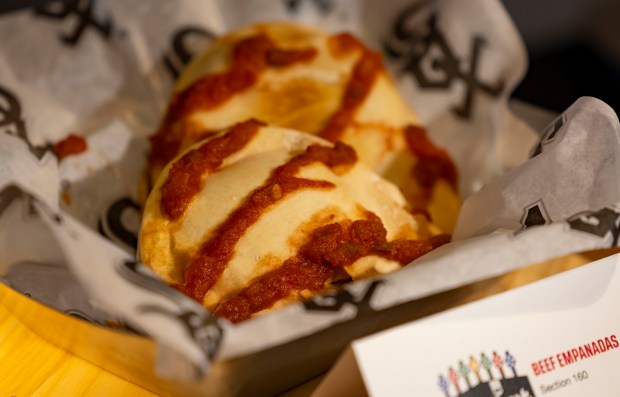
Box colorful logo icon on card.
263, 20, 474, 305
438, 351, 536, 397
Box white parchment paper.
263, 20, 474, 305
3, 0, 614, 380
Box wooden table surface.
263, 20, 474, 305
1, 249, 617, 396
0, 294, 156, 396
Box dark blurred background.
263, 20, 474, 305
2, 0, 619, 114
502, 0, 620, 114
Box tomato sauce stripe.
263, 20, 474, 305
215, 214, 451, 323
160, 119, 263, 220
179, 141, 358, 303
318, 34, 383, 142
150, 34, 318, 169
404, 125, 458, 191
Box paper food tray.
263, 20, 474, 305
2, 1, 620, 396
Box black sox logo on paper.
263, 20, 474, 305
384, 2, 505, 119
98, 197, 140, 252
567, 207, 620, 246
519, 200, 620, 247
163, 26, 217, 80
34, 0, 114, 46
116, 261, 223, 361
303, 279, 384, 317
519, 200, 551, 232
530, 113, 567, 158
284, 0, 334, 15
0, 85, 49, 159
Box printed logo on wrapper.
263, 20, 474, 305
163, 26, 217, 80
98, 197, 140, 252
0, 85, 49, 159
517, 198, 620, 247
566, 207, 620, 246
384, 1, 505, 119
33, 0, 114, 46
17, 192, 223, 378
518, 200, 551, 233
438, 351, 536, 397
303, 279, 384, 318
530, 113, 567, 158
116, 261, 224, 361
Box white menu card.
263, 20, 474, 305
314, 254, 620, 397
